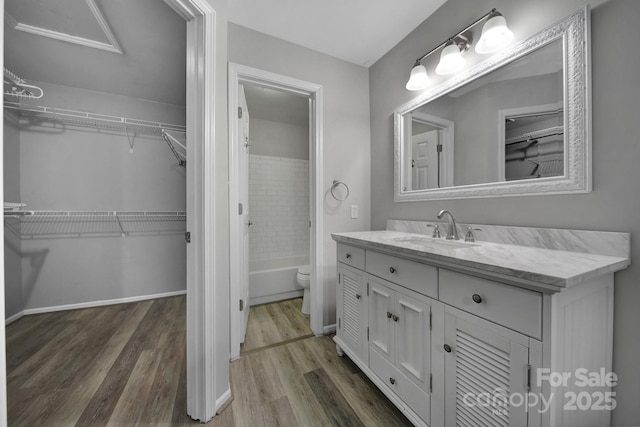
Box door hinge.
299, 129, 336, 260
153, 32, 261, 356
338, 318, 341, 330
240, 299, 244, 311
238, 106, 243, 118
238, 203, 243, 215
437, 143, 443, 153
429, 311, 432, 330
185, 231, 191, 243
367, 327, 370, 341
367, 282, 370, 296
527, 364, 532, 391
338, 273, 341, 284
430, 373, 433, 393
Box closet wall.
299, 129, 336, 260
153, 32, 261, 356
4, 80, 186, 318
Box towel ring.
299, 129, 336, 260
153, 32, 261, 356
331, 180, 349, 201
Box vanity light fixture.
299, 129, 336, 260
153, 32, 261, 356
475, 10, 514, 54
405, 8, 514, 90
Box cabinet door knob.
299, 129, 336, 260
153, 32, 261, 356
355, 293, 361, 300
444, 344, 452, 353
472, 294, 483, 304
389, 267, 396, 274
392, 315, 399, 322
387, 312, 393, 319
345, 253, 351, 259
389, 377, 396, 385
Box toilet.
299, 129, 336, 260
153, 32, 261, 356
296, 265, 311, 314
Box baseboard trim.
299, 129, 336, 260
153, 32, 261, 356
5, 311, 25, 325
21, 290, 187, 316
215, 388, 233, 414
323, 324, 336, 335
249, 290, 303, 306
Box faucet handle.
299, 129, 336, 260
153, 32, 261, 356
426, 224, 441, 238
465, 226, 482, 242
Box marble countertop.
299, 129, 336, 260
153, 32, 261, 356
332, 230, 630, 290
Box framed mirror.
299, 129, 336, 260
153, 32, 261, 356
394, 7, 590, 201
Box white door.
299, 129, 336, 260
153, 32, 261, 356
238, 84, 250, 342
412, 130, 440, 189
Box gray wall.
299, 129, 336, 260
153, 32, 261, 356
3, 115, 23, 319
369, 0, 638, 423
10, 81, 186, 312
249, 118, 309, 160
228, 22, 371, 326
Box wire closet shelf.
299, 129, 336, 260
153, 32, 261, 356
3, 102, 186, 135
4, 209, 186, 239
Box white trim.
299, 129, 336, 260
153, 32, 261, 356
5, 311, 24, 326
6, 2, 124, 55
323, 324, 336, 335
249, 290, 304, 307
18, 291, 187, 316
215, 388, 232, 414
228, 63, 324, 360
164, 0, 220, 422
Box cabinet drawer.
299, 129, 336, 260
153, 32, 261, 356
366, 251, 437, 298
439, 269, 542, 339
370, 349, 430, 423
337, 244, 365, 270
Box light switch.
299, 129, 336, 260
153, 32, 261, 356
351, 205, 358, 219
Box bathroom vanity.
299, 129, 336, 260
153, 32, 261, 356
332, 221, 630, 427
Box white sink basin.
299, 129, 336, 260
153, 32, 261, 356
391, 236, 479, 249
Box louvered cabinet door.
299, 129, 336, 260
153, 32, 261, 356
443, 306, 529, 427
368, 277, 395, 362
337, 264, 368, 362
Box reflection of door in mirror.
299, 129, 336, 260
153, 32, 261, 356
411, 121, 440, 189
501, 104, 564, 181
403, 112, 454, 191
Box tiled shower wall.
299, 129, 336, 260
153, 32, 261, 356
249, 154, 310, 262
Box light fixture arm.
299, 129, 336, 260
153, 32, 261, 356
412, 8, 497, 66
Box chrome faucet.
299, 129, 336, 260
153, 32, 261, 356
437, 210, 459, 240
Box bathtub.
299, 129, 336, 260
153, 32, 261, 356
249, 255, 309, 306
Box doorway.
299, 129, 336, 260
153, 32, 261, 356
229, 63, 324, 359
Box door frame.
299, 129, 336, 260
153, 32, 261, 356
228, 62, 324, 359
163, 0, 225, 422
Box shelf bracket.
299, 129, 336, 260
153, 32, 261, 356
124, 125, 135, 153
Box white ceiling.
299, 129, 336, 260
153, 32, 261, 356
228, 0, 448, 67
3, 0, 447, 107
243, 84, 309, 126
4, 0, 186, 106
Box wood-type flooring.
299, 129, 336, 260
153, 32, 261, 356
6, 295, 412, 426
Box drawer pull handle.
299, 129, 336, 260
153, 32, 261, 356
355, 293, 361, 300
392, 315, 399, 322
345, 253, 351, 259
472, 294, 483, 304
387, 312, 393, 319
389, 377, 396, 385
444, 344, 452, 353
389, 267, 396, 274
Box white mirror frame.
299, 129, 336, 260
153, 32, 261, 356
394, 6, 591, 201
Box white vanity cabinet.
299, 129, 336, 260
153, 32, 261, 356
334, 239, 620, 427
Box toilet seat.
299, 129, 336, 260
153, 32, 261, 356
298, 265, 310, 275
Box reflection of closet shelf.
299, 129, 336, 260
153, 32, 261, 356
506, 125, 564, 147
3, 102, 186, 135
6, 211, 186, 239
